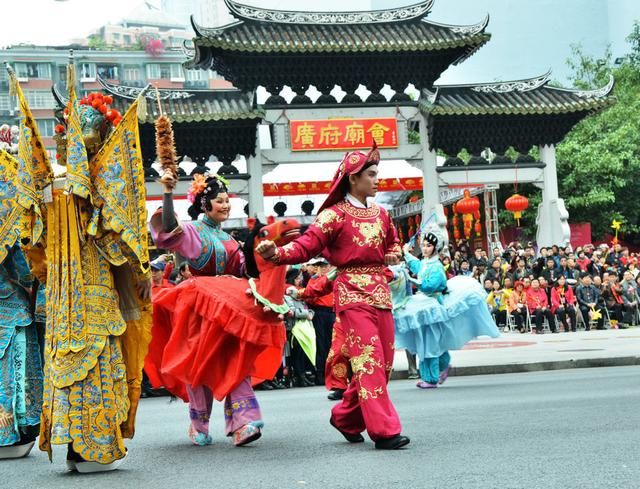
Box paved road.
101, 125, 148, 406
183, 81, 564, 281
2, 366, 639, 489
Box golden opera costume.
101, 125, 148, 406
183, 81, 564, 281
270, 147, 410, 450
0, 145, 43, 459
7, 63, 152, 471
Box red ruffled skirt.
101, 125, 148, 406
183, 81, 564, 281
145, 277, 286, 401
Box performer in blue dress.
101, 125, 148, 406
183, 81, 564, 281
394, 230, 499, 389
0, 244, 43, 457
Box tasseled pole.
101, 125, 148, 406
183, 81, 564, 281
154, 87, 178, 178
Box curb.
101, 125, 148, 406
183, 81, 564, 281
390, 356, 640, 380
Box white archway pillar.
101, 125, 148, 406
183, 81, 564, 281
536, 144, 570, 247
419, 114, 448, 247
247, 131, 265, 221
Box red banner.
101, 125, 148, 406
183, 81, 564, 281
290, 118, 398, 151
263, 177, 422, 196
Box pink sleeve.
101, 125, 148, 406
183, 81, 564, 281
149, 211, 203, 260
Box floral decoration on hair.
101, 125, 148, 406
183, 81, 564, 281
187, 173, 207, 204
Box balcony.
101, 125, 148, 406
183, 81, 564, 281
184, 80, 207, 89
122, 80, 145, 87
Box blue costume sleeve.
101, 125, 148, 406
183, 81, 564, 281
417, 259, 448, 295
404, 252, 422, 276
4, 245, 33, 289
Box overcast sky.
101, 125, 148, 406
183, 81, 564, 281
0, 0, 375, 48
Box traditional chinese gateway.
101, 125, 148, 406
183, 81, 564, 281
108, 0, 613, 247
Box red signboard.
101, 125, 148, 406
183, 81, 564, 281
290, 118, 398, 151
263, 177, 422, 196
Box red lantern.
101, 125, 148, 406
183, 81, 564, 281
415, 214, 421, 228
456, 189, 480, 239
453, 227, 461, 240
505, 194, 529, 226
54, 124, 65, 134
474, 220, 482, 237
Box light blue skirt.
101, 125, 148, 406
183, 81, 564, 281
394, 276, 499, 359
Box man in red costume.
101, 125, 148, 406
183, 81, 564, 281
257, 145, 410, 450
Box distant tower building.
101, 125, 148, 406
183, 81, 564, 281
161, 0, 234, 27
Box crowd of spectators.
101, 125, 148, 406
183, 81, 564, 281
446, 241, 639, 333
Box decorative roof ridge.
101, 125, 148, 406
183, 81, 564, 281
424, 70, 552, 94
424, 13, 490, 36
221, 0, 434, 25
191, 15, 244, 38
549, 74, 615, 99
96, 76, 252, 101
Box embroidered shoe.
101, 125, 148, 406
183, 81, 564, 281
438, 366, 451, 385
188, 425, 212, 446
416, 381, 438, 389
233, 423, 262, 447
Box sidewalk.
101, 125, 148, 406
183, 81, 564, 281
391, 327, 640, 379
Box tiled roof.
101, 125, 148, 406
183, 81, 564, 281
189, 0, 490, 56
420, 73, 615, 116
98, 78, 263, 123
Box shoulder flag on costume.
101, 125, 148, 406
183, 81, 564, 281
0, 150, 21, 263
90, 96, 150, 273
64, 63, 91, 200
7, 65, 52, 247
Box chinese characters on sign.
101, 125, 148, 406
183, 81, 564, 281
290, 118, 398, 151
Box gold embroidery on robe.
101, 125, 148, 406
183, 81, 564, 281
312, 208, 343, 234
336, 282, 392, 309
336, 200, 380, 219
351, 218, 384, 248
346, 273, 375, 289
345, 331, 385, 401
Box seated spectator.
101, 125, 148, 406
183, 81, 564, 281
512, 257, 531, 282
576, 273, 605, 330
601, 274, 629, 329
606, 243, 623, 267
526, 278, 556, 333
470, 247, 488, 270
486, 258, 507, 285
551, 275, 577, 332
565, 258, 580, 284
487, 279, 510, 328
508, 280, 528, 332
576, 250, 591, 272
542, 257, 560, 286
458, 259, 472, 276
483, 278, 494, 294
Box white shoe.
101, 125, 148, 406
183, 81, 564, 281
0, 441, 35, 459
75, 452, 127, 473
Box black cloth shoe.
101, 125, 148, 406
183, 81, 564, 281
374, 435, 410, 450
618, 324, 628, 329
327, 389, 344, 401
329, 417, 364, 443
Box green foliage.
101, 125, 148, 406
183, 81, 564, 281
87, 35, 107, 50
555, 22, 640, 239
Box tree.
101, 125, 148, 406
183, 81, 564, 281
555, 22, 640, 240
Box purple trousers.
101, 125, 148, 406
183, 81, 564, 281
187, 377, 261, 436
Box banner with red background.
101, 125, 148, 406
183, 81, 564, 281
290, 118, 398, 151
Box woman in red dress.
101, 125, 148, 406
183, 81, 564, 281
147, 173, 263, 447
